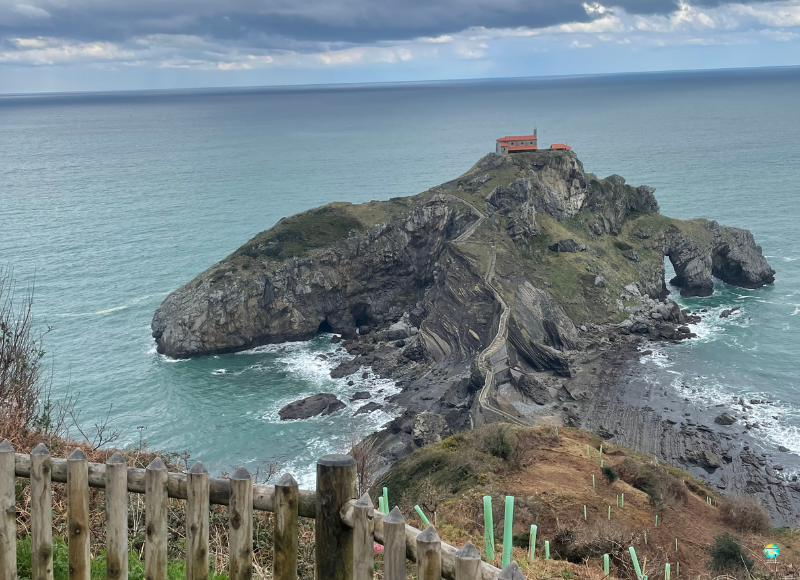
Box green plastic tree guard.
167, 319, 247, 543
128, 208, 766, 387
379, 496, 385, 514
600, 445, 603, 455
545, 541, 550, 560
644, 531, 647, 545
501, 496, 514, 568
608, 506, 611, 520
414, 505, 430, 525
616, 495, 619, 508
383, 487, 389, 514
603, 554, 609, 576
584, 505, 587, 521
629, 547, 643, 580
587, 445, 590, 457
665, 563, 670, 580
655, 515, 658, 527
621, 493, 624, 507
592, 475, 595, 488
483, 496, 495, 560
529, 524, 537, 561
677, 562, 679, 577
675, 538, 678, 552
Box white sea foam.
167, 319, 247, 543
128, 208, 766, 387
95, 305, 127, 315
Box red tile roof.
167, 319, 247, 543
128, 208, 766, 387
550, 143, 572, 150
507, 145, 539, 151
497, 135, 537, 141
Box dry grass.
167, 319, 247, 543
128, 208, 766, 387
719, 497, 772, 535
376, 424, 800, 580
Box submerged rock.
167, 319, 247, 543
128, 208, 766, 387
354, 402, 383, 415
278, 394, 346, 420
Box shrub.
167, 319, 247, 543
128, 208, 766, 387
602, 466, 619, 483
720, 496, 771, 534
616, 458, 640, 484
633, 470, 659, 505
707, 533, 753, 572
440, 433, 465, 450
481, 425, 512, 461
0, 268, 53, 443
552, 520, 636, 563
613, 240, 633, 251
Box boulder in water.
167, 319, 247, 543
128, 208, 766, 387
278, 393, 346, 420
714, 412, 737, 426
354, 402, 383, 415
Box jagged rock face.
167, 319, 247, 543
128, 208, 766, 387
663, 221, 775, 297
585, 174, 659, 235
484, 152, 588, 247
152, 198, 476, 357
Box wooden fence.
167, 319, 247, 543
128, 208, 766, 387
0, 442, 523, 580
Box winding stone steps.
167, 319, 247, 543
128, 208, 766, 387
443, 194, 528, 427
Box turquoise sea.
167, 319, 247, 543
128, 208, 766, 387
2, 67, 799, 484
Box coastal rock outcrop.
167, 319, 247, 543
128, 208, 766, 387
278, 393, 346, 420
662, 222, 774, 297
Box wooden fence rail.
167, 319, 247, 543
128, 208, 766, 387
0, 442, 513, 580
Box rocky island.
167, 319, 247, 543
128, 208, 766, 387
153, 150, 790, 522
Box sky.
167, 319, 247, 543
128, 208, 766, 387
1, 0, 799, 93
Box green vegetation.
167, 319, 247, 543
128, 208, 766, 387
707, 533, 753, 572
235, 205, 364, 261
16, 536, 229, 580
481, 425, 513, 460
601, 466, 619, 483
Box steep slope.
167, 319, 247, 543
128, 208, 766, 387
373, 424, 798, 580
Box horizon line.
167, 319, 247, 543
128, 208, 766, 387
2, 62, 799, 99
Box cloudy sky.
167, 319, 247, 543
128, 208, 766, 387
1, 0, 799, 93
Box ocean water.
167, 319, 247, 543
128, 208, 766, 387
2, 67, 799, 484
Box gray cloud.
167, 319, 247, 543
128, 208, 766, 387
0, 0, 694, 48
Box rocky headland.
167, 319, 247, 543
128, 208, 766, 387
152, 150, 786, 522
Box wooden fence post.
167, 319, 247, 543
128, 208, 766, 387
67, 449, 90, 580
186, 462, 210, 580
31, 444, 54, 580
315, 454, 356, 580
0, 440, 17, 580
454, 542, 481, 580
352, 493, 374, 580
382, 507, 406, 580
498, 562, 524, 580
105, 453, 128, 580
416, 525, 441, 580
146, 457, 168, 580
228, 467, 253, 580
274, 473, 298, 580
